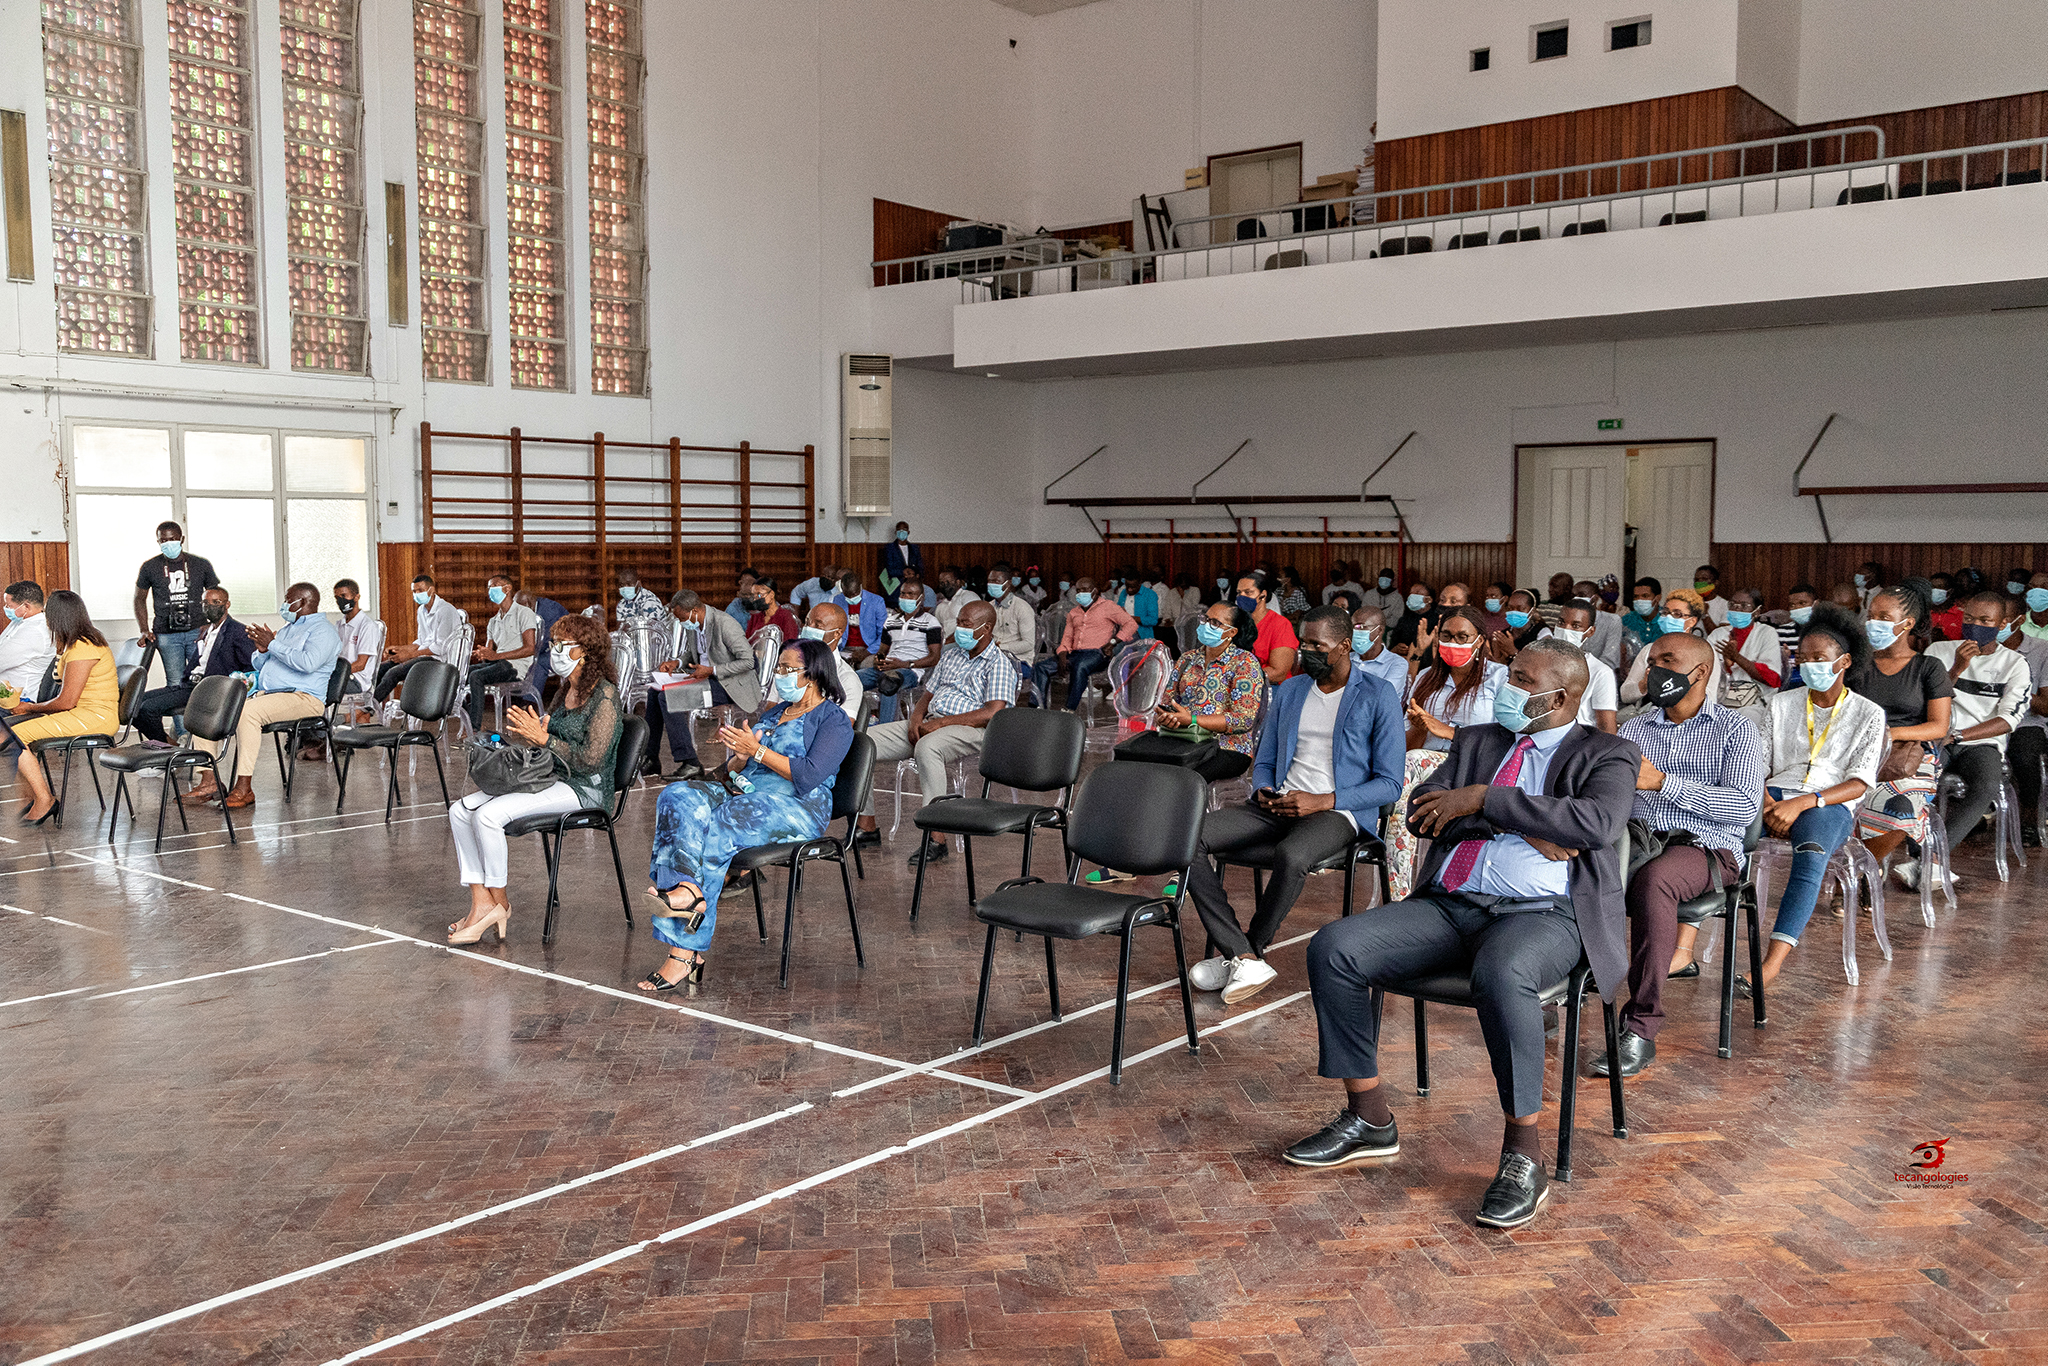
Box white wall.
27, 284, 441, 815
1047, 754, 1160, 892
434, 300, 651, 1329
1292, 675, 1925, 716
1795, 0, 2048, 124
1377, 0, 1740, 141
1025, 0, 1376, 229
1734, 0, 1801, 122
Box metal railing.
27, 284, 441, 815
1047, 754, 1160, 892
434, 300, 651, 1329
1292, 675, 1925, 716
871, 235, 1064, 287
948, 132, 2048, 303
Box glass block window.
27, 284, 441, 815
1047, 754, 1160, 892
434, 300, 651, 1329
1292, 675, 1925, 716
42, 0, 153, 356
506, 0, 566, 389
417, 0, 488, 382
587, 0, 645, 395
168, 0, 260, 365
282, 0, 368, 373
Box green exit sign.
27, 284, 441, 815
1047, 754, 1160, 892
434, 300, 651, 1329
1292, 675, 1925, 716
1597, 418, 1624, 431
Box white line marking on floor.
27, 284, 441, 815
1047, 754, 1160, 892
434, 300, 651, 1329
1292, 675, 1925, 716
15, 1102, 815, 1366
318, 992, 1311, 1364
83, 939, 402, 1000
2, 902, 116, 938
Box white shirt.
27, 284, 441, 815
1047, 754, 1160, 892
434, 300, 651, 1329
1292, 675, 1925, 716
831, 650, 863, 722
990, 593, 1037, 662
415, 595, 465, 664
0, 612, 55, 699
933, 587, 978, 635
1764, 686, 1885, 795
1701, 593, 1730, 626
192, 619, 226, 679
1282, 682, 1344, 798
1926, 639, 2032, 755
1576, 653, 1618, 724
1456, 722, 1574, 900
335, 610, 379, 690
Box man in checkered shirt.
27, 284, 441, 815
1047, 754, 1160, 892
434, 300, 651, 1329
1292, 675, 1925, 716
856, 600, 1017, 865
1598, 632, 1767, 1080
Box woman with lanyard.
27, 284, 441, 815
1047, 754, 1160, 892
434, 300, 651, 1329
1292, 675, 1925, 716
1706, 586, 1782, 734
1742, 607, 1884, 995
640, 639, 854, 989
1385, 605, 1506, 900
1847, 579, 1953, 868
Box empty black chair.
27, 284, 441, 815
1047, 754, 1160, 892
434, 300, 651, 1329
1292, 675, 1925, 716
1672, 818, 1765, 1059
972, 761, 1208, 1084
1364, 828, 1633, 1182
1233, 218, 1268, 240
909, 707, 1088, 923
505, 714, 650, 944
97, 674, 248, 852
1371, 236, 1433, 257
1560, 219, 1607, 236
1897, 178, 1962, 198
329, 658, 459, 820
1496, 227, 1542, 244
263, 656, 355, 799
1446, 232, 1490, 249
1835, 182, 1890, 204
731, 732, 876, 987
1657, 210, 1707, 225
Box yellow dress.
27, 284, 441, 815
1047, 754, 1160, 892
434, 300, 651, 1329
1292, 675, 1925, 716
9, 642, 119, 743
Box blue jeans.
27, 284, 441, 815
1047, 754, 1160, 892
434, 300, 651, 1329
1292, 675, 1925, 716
1767, 785, 1858, 946
154, 628, 201, 690
856, 664, 920, 722
1032, 647, 1107, 711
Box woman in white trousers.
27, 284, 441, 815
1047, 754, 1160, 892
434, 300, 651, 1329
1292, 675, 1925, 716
448, 615, 624, 944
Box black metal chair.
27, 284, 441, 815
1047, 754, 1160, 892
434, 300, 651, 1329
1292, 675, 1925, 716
730, 732, 876, 988
970, 762, 1209, 1085
505, 715, 649, 944
25, 652, 152, 823
909, 707, 1087, 923
1561, 219, 1607, 235
1673, 818, 1765, 1058
96, 674, 248, 851
329, 659, 460, 820
264, 656, 355, 799
1364, 828, 1634, 1183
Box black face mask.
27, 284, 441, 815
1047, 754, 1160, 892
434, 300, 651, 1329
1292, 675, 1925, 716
741, 596, 766, 613
201, 603, 226, 625
334, 596, 355, 613
1297, 648, 1335, 683
1644, 664, 1694, 708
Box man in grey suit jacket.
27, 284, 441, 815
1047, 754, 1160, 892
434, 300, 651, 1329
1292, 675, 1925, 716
647, 589, 763, 778
1284, 637, 1639, 1232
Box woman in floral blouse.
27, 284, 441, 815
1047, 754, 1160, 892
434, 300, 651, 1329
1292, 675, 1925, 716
1152, 601, 1264, 782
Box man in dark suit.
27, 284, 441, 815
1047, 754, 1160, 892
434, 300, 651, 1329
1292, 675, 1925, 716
133, 587, 257, 747
881, 520, 924, 597
1285, 636, 1639, 1230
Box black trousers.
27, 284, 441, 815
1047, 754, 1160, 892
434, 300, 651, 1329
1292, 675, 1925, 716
2010, 726, 2045, 812
1944, 742, 2005, 845
373, 657, 424, 701
647, 678, 731, 767
1306, 892, 1583, 1117
463, 660, 519, 730
133, 683, 195, 744
1184, 803, 1359, 959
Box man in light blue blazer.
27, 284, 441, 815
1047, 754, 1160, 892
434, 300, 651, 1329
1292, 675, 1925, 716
1182, 605, 1406, 1005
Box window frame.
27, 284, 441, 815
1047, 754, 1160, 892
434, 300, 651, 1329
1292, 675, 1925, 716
1606, 16, 1651, 51
1529, 21, 1569, 62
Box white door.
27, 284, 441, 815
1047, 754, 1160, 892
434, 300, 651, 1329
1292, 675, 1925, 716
1629, 443, 1715, 596
1209, 146, 1301, 246
1516, 445, 1627, 590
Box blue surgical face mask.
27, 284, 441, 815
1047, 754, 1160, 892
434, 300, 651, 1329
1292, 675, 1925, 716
413, 590, 430, 606
1998, 621, 2016, 643
1406, 593, 1426, 612
844, 593, 860, 606
1633, 598, 1656, 617
1853, 573, 1869, 589
896, 529, 909, 541
277, 603, 298, 625
2, 605, 16, 622
488, 585, 507, 604
1029, 576, 1040, 586
1929, 588, 1948, 606
1492, 681, 1561, 734
1484, 598, 1503, 614
1727, 609, 1753, 629
159, 541, 183, 558
1196, 620, 1227, 649
620, 585, 638, 600
1800, 658, 1842, 691
1351, 626, 1376, 654
897, 597, 918, 614
1216, 578, 1228, 591
2027, 587, 2048, 613
1656, 613, 1689, 635
773, 671, 805, 703
1865, 618, 1900, 649
954, 625, 979, 651
987, 581, 1006, 598
2008, 580, 2028, 596
1789, 605, 1814, 625
798, 625, 826, 642
1504, 610, 1531, 629
1235, 593, 1258, 613
1074, 591, 1093, 608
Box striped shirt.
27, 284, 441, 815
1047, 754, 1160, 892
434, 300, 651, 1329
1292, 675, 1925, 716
1619, 698, 1768, 854
925, 642, 1019, 718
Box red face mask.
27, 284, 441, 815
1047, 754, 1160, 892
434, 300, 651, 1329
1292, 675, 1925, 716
1438, 641, 1478, 667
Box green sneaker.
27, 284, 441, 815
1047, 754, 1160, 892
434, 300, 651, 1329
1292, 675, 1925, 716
1083, 868, 1137, 885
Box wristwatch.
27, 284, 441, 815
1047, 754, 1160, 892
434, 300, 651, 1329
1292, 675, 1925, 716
1811, 791, 1827, 808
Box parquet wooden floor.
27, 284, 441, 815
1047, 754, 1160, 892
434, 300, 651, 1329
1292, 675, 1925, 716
1, 750, 2042, 1365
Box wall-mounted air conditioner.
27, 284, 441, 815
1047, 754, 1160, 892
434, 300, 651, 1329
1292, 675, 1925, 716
842, 353, 892, 516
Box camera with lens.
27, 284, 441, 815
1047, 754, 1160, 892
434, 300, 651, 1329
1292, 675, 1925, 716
163, 599, 195, 633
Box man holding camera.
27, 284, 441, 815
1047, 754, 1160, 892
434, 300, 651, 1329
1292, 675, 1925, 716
133, 521, 220, 687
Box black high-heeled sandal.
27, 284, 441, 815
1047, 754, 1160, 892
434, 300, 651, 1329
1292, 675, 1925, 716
645, 883, 708, 933
637, 950, 702, 992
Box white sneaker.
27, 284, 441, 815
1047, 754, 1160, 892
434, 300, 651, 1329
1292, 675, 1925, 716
1893, 862, 1920, 891
1221, 957, 1278, 1004
1189, 955, 1232, 991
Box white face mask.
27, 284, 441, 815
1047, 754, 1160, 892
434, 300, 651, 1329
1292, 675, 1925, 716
1553, 627, 1587, 647
550, 644, 578, 675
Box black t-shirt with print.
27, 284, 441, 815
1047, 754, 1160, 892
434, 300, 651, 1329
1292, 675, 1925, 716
136, 553, 221, 632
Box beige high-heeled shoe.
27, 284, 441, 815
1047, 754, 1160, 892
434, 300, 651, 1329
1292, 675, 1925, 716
448, 904, 509, 945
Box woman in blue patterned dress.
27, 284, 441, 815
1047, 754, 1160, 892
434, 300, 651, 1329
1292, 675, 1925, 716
638, 638, 855, 990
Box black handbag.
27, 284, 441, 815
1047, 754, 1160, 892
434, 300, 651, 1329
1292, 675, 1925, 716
1112, 727, 1222, 769
465, 738, 560, 796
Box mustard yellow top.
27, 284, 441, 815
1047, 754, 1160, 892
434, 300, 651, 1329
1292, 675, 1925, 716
49, 641, 120, 732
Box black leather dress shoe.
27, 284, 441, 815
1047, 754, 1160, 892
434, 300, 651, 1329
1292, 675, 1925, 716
908, 837, 948, 866
662, 764, 708, 783
1587, 1029, 1655, 1079
1281, 1112, 1399, 1168
850, 828, 880, 849
1475, 1150, 1549, 1229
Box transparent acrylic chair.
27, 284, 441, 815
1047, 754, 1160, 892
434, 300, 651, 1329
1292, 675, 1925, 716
1084, 640, 1171, 754
1751, 835, 1890, 986
1933, 758, 2029, 884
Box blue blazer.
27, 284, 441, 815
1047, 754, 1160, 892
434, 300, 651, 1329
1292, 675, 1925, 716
1252, 665, 1406, 828
832, 591, 888, 653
